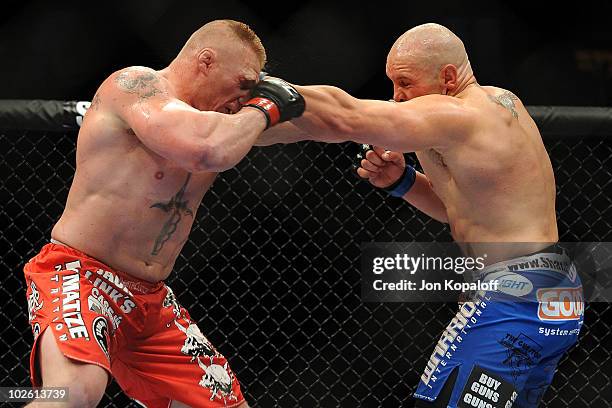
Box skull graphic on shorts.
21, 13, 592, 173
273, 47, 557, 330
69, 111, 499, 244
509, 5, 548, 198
175, 320, 217, 362
196, 359, 236, 402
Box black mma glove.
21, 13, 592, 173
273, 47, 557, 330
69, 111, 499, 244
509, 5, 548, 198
244, 77, 306, 128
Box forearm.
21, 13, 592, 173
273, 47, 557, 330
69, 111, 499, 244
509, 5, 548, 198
293, 85, 470, 153
254, 122, 312, 146
400, 172, 448, 223
291, 85, 358, 143
194, 108, 267, 172
254, 84, 359, 146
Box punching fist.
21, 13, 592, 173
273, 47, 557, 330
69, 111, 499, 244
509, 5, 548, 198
245, 77, 306, 128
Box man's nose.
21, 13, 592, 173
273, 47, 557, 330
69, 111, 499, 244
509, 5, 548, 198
393, 86, 407, 102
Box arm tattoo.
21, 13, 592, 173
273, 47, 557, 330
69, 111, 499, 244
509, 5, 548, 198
115, 71, 164, 99
150, 174, 194, 255
488, 91, 519, 118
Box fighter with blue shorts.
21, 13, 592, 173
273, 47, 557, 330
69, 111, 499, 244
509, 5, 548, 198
256, 22, 585, 407
414, 245, 583, 408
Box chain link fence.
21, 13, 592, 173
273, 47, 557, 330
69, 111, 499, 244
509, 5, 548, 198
1, 127, 611, 407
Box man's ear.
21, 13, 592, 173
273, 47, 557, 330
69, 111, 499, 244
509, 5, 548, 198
440, 64, 458, 94
197, 48, 215, 75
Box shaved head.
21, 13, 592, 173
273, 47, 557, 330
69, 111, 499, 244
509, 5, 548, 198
386, 23, 475, 100
166, 19, 266, 112
179, 19, 266, 67
389, 23, 471, 78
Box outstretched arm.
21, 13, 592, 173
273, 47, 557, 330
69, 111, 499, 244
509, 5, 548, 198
290, 85, 474, 152
254, 122, 312, 146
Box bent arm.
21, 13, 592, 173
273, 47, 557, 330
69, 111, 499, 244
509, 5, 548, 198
292, 85, 473, 152
126, 100, 266, 172
111, 68, 267, 172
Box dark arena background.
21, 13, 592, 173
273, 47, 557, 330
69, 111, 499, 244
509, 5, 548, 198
1, 1, 611, 407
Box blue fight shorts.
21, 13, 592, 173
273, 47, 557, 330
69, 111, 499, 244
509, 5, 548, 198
414, 245, 584, 408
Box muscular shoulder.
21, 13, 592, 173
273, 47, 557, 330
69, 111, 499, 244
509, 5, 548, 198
105, 66, 170, 100
87, 67, 173, 125
406, 93, 471, 111
401, 94, 478, 135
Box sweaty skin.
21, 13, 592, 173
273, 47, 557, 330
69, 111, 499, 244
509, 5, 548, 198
258, 24, 557, 262
52, 23, 266, 282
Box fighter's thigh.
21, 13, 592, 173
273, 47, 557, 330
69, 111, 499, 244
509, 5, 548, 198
115, 289, 245, 406
35, 328, 108, 408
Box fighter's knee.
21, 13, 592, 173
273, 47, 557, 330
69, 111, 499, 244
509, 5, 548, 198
65, 384, 103, 408
26, 376, 105, 408
38, 373, 106, 408
65, 378, 106, 408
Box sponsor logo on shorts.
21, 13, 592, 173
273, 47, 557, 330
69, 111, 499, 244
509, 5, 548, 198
496, 273, 533, 297
421, 292, 491, 387
58, 261, 89, 341
537, 287, 584, 321
88, 288, 123, 332
458, 365, 517, 408
83, 269, 136, 314
92, 316, 110, 360
507, 255, 572, 275
538, 326, 581, 337
498, 333, 542, 384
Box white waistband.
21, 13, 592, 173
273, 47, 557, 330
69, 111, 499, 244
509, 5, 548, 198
479, 251, 574, 279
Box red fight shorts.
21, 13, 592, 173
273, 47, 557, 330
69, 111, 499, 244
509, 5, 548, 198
23, 242, 244, 408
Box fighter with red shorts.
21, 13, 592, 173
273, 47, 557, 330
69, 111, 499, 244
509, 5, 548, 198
23, 19, 304, 408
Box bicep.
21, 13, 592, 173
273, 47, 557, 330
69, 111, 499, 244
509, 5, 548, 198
117, 94, 233, 173
122, 98, 213, 157
348, 97, 472, 152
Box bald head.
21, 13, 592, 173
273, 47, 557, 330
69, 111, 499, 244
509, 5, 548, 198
386, 23, 475, 100
389, 23, 470, 77
178, 19, 266, 67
